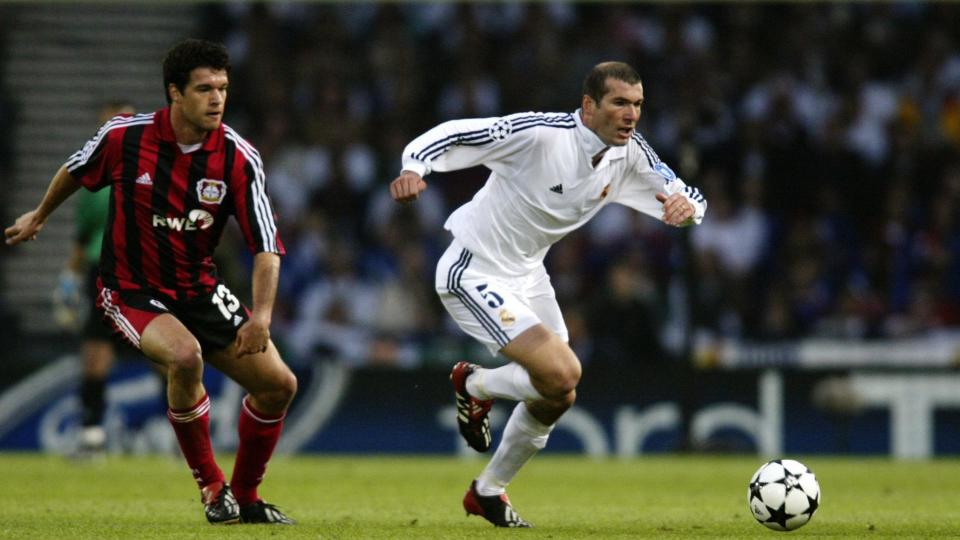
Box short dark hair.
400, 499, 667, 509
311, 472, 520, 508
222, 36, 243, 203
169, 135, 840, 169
162, 39, 231, 104
582, 61, 642, 104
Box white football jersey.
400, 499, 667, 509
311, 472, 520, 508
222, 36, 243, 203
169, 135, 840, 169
401, 110, 707, 276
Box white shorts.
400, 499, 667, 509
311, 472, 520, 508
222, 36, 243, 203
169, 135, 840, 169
435, 239, 568, 356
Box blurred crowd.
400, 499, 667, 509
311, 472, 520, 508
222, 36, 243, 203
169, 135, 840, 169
187, 3, 960, 368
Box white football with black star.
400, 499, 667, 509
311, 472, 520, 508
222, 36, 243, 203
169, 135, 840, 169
747, 459, 820, 531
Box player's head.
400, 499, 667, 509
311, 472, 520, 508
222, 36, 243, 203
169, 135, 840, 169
581, 61, 644, 146
163, 39, 231, 133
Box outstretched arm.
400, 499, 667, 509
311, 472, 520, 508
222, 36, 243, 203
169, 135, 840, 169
4, 165, 82, 245
390, 113, 543, 205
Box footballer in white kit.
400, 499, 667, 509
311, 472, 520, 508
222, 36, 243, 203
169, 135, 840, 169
402, 104, 705, 354
390, 61, 707, 528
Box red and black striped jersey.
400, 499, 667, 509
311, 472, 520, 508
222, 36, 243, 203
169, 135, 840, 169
65, 107, 285, 300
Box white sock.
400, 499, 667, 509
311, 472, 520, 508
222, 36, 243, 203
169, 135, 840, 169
466, 363, 544, 402
475, 402, 553, 496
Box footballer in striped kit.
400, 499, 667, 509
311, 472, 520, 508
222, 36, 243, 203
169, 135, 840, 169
5, 39, 296, 526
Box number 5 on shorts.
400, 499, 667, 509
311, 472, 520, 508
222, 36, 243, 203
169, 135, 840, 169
476, 283, 504, 308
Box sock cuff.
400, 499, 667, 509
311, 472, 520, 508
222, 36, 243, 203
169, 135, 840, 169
465, 368, 490, 400
167, 394, 210, 423
241, 396, 286, 424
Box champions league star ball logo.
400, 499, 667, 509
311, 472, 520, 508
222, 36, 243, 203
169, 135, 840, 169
488, 118, 513, 141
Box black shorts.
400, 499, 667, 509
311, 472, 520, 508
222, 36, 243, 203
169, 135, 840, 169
97, 281, 251, 354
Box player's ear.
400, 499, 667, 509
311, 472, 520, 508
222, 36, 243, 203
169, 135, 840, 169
168, 83, 181, 104
581, 94, 595, 114
581, 95, 598, 127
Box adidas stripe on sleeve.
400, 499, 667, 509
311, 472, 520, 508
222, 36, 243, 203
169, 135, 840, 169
224, 126, 283, 256
65, 114, 153, 190
401, 112, 574, 177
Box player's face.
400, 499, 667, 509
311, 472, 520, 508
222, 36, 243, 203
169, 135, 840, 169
583, 78, 644, 146
171, 67, 228, 133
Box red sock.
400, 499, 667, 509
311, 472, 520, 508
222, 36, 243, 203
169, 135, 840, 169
231, 396, 285, 506
167, 393, 224, 489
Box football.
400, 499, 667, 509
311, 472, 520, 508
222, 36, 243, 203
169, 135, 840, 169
747, 459, 820, 531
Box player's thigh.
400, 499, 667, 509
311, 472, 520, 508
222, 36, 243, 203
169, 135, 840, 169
526, 274, 569, 343
435, 246, 541, 357
500, 324, 580, 389
140, 313, 202, 368
204, 339, 295, 397
503, 286, 580, 388
98, 285, 197, 367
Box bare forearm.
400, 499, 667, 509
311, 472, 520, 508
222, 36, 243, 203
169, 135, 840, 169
37, 166, 82, 222
5, 166, 83, 245
250, 252, 281, 324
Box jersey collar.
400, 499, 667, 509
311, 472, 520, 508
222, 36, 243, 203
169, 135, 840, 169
574, 108, 609, 159
155, 107, 224, 153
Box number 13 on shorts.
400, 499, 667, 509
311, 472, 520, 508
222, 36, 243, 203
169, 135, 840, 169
211, 283, 243, 326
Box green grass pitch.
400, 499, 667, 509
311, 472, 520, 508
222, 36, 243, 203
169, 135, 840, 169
2, 453, 958, 538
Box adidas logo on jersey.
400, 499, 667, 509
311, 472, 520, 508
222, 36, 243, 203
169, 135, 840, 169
136, 172, 153, 186
549, 184, 563, 194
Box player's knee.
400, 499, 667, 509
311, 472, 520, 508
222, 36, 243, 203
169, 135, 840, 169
544, 388, 576, 414
255, 370, 298, 411
565, 360, 583, 390
165, 340, 203, 376
538, 368, 579, 399
528, 337, 581, 396
554, 371, 580, 398
280, 370, 298, 403
559, 388, 577, 410
543, 357, 581, 398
